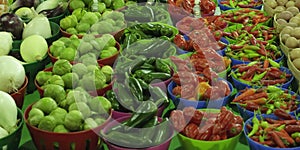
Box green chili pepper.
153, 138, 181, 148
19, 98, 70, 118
149, 86, 168, 106
143, 72, 171, 83
152, 118, 171, 145
126, 73, 144, 102
292, 132, 300, 138
103, 130, 152, 148
140, 63, 156, 70
252, 71, 267, 82
248, 111, 260, 137
124, 100, 158, 131
115, 82, 137, 111
160, 26, 173, 37
145, 57, 157, 65
261, 121, 269, 129
236, 40, 247, 46
276, 124, 286, 131
134, 69, 153, 79
247, 53, 261, 58
259, 135, 265, 142
128, 57, 147, 74
155, 58, 171, 74
267, 58, 280, 68
105, 90, 121, 111
238, 78, 251, 85
227, 53, 239, 59
267, 85, 282, 93
244, 49, 259, 54
243, 45, 260, 51
137, 78, 149, 90
229, 0, 235, 7
248, 61, 259, 66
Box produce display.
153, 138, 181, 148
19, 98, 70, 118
232, 86, 299, 114
245, 110, 300, 148
2, 1, 300, 150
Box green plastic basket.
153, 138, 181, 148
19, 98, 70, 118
0, 108, 24, 150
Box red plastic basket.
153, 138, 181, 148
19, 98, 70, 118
24, 104, 112, 150
10, 76, 28, 108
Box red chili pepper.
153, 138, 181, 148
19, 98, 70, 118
285, 125, 300, 134
227, 123, 242, 138
220, 111, 234, 130
260, 140, 276, 147
210, 135, 221, 141
242, 91, 268, 101
183, 123, 200, 139
270, 131, 287, 148
275, 130, 295, 145
183, 107, 204, 125
233, 116, 243, 125
261, 78, 286, 86
197, 123, 213, 140
232, 31, 239, 38
230, 45, 243, 50
241, 66, 257, 79
274, 109, 294, 120
170, 110, 187, 132
244, 101, 260, 111
249, 34, 257, 45
173, 34, 190, 50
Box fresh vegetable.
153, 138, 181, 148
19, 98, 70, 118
245, 110, 300, 148
20, 34, 48, 63
0, 13, 24, 40
231, 61, 292, 86
32, 97, 58, 114
52, 59, 72, 76
219, 0, 263, 8
0, 91, 18, 133
35, 0, 59, 14
15, 7, 35, 21
9, 0, 39, 12
168, 0, 216, 16
22, 11, 52, 39
39, 2, 68, 18
232, 86, 299, 114
0, 32, 13, 56
170, 106, 243, 140
0, 56, 25, 93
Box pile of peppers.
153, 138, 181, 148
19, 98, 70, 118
170, 55, 231, 101
170, 106, 243, 140
246, 110, 300, 148
167, 0, 216, 16
231, 60, 292, 86
232, 86, 299, 114
176, 16, 228, 34
219, 0, 263, 9
101, 100, 172, 148
220, 8, 271, 25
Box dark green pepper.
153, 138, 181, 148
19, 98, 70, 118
105, 90, 120, 111
124, 100, 158, 131
155, 58, 171, 74
145, 57, 157, 65
128, 56, 147, 74
160, 26, 173, 37
125, 73, 144, 102
137, 78, 149, 90
143, 72, 171, 83
152, 118, 171, 145
140, 63, 156, 70
114, 82, 137, 111
103, 130, 152, 148
148, 85, 168, 107
134, 69, 153, 79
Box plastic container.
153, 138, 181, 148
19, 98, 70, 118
48, 41, 121, 66
24, 104, 112, 150
177, 108, 242, 150
231, 67, 294, 91
0, 108, 24, 150
12, 21, 61, 49
35, 67, 112, 97
10, 76, 28, 108
100, 116, 174, 150
235, 87, 300, 121
167, 79, 233, 109
218, 0, 263, 11
9, 49, 50, 94
244, 114, 300, 150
